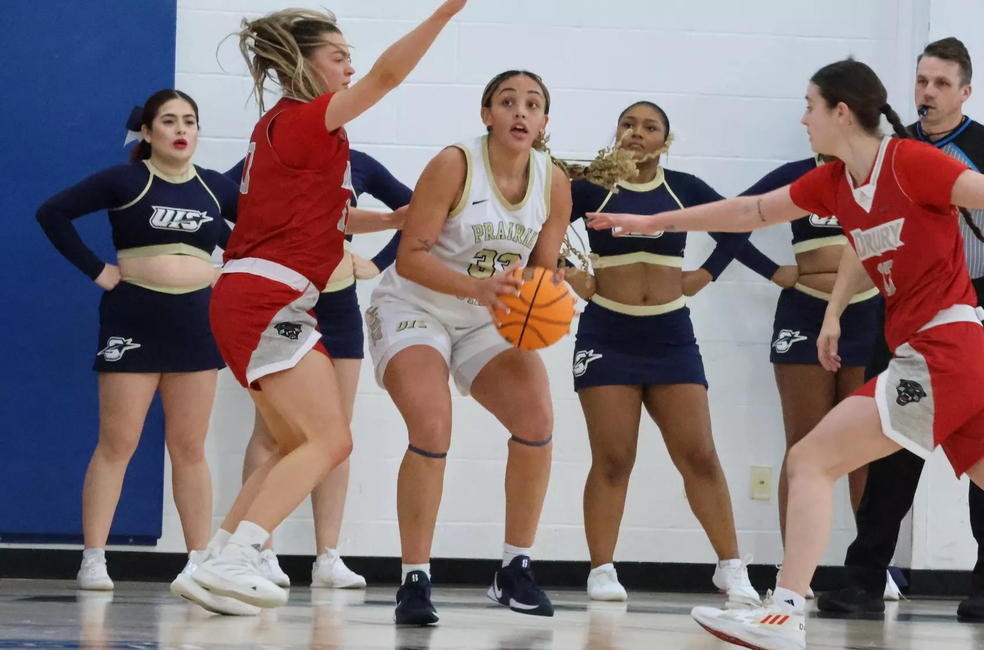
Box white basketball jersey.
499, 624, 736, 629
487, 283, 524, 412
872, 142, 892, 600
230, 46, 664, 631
373, 135, 552, 327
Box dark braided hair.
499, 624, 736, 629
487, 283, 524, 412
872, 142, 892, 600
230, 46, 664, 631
812, 58, 984, 243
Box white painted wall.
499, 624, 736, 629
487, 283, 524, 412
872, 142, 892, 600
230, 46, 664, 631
108, 0, 971, 573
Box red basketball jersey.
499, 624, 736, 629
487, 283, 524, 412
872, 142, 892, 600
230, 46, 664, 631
224, 94, 353, 290
790, 137, 976, 351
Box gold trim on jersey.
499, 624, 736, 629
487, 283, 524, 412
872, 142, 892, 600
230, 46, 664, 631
195, 176, 222, 213
145, 159, 197, 184
110, 173, 153, 212
617, 167, 666, 193
448, 144, 473, 218
109, 161, 205, 214
322, 275, 356, 293
122, 278, 211, 294
590, 293, 686, 316
482, 135, 535, 212
117, 243, 213, 263
594, 168, 681, 214
791, 235, 848, 255
591, 251, 684, 269
794, 283, 880, 304
544, 153, 553, 216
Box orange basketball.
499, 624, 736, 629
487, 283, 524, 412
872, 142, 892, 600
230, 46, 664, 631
492, 266, 576, 351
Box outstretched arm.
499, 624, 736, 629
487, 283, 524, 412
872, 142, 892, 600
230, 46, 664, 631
345, 206, 406, 234
323, 0, 465, 132
586, 186, 805, 236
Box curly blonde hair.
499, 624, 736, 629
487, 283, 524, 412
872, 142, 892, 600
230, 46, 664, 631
237, 8, 343, 113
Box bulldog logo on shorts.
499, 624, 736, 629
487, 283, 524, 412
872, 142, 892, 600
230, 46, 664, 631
896, 379, 926, 406
274, 322, 303, 341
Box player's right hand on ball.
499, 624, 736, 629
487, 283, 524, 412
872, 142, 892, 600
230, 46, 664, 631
95, 263, 122, 291
472, 271, 523, 314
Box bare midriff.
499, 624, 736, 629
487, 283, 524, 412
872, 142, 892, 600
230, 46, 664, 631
594, 263, 682, 306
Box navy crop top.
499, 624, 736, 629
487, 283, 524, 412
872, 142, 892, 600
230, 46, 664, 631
226, 148, 412, 271
37, 160, 238, 280
570, 168, 776, 279
740, 157, 846, 255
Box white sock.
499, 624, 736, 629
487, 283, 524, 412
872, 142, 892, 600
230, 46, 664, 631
319, 548, 338, 562
590, 562, 615, 575
773, 586, 806, 613
503, 543, 532, 567
207, 528, 232, 554
228, 521, 270, 550
82, 548, 105, 561
718, 558, 741, 569
402, 563, 430, 583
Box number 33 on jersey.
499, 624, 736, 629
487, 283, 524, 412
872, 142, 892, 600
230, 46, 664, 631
372, 135, 553, 327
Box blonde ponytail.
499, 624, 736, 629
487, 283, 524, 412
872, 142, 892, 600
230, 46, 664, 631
236, 9, 342, 113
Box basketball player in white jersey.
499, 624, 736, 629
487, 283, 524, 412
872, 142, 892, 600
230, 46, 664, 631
365, 70, 571, 625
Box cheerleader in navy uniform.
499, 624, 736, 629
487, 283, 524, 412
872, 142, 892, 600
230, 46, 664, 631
225, 149, 410, 589
36, 90, 254, 615
566, 101, 770, 604
729, 157, 881, 597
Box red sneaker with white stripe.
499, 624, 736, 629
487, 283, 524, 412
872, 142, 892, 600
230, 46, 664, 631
691, 592, 806, 650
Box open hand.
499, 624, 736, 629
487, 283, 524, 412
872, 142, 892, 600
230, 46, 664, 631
352, 254, 381, 280
472, 271, 523, 313
439, 0, 467, 17
817, 316, 842, 372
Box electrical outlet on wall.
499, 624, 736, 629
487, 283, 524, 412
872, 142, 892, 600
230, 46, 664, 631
750, 466, 772, 501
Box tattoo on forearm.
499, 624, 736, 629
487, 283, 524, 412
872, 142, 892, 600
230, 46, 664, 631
413, 237, 434, 252
756, 198, 767, 223
666, 224, 677, 232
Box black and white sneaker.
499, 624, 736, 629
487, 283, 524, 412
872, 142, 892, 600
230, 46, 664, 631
487, 556, 554, 617
395, 571, 439, 626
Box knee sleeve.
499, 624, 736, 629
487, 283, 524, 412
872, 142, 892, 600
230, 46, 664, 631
407, 443, 447, 459
509, 434, 553, 448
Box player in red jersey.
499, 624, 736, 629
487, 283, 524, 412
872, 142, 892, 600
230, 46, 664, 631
587, 58, 984, 650
186, 3, 466, 612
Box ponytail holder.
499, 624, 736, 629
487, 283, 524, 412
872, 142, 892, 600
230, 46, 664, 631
124, 105, 144, 147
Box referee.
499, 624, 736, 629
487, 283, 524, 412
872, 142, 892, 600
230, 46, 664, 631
818, 37, 984, 619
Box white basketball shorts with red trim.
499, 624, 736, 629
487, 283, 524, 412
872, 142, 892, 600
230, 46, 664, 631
856, 304, 984, 476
